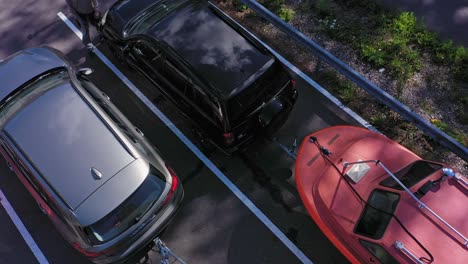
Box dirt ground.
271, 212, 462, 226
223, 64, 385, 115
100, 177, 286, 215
214, 0, 468, 175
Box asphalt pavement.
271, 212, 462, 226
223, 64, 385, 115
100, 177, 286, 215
0, 0, 365, 263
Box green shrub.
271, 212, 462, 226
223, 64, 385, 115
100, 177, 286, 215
278, 6, 295, 22
431, 119, 468, 146
434, 40, 455, 63
316, 0, 331, 17
260, 0, 285, 13
361, 43, 386, 66
337, 82, 357, 103
232, 0, 248, 12
390, 12, 416, 39
358, 11, 423, 88
454, 46, 468, 64
370, 112, 388, 129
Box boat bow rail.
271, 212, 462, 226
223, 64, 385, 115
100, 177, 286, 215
343, 160, 468, 247
442, 168, 468, 187
394, 241, 423, 264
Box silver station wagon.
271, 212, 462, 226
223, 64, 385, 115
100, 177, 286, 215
0, 47, 183, 263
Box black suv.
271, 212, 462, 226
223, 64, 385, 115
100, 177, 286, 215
101, 0, 297, 152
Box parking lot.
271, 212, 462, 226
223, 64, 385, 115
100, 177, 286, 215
0, 1, 364, 263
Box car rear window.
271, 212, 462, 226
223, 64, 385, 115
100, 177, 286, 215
355, 189, 399, 239
86, 168, 166, 243
380, 160, 442, 190
227, 62, 288, 123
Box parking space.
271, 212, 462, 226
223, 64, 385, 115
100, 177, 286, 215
0, 1, 362, 263
0, 199, 37, 264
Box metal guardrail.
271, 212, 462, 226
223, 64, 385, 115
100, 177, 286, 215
240, 0, 468, 162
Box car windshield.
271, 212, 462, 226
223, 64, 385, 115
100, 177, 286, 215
86, 169, 166, 243
0, 70, 67, 126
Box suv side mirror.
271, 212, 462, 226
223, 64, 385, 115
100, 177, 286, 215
79, 68, 94, 76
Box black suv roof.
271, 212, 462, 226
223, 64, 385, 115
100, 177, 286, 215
147, 3, 273, 98
110, 0, 274, 99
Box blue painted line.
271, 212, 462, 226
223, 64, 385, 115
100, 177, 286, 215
58, 12, 313, 264
0, 188, 49, 264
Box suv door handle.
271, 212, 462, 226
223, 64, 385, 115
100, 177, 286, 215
135, 127, 144, 137
38, 203, 48, 215
6, 161, 14, 172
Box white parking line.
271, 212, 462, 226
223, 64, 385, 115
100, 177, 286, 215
0, 188, 49, 264
58, 12, 313, 264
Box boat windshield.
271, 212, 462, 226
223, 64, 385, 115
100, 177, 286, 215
360, 240, 398, 264
380, 160, 442, 190
355, 189, 400, 239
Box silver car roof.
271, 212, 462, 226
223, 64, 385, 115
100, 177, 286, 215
4, 82, 135, 210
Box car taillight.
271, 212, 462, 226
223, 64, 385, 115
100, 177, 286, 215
223, 132, 235, 145
72, 242, 103, 258
291, 79, 296, 89
163, 165, 179, 205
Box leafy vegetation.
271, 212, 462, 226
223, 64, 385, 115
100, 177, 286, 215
315, 0, 331, 17
244, 0, 297, 22
222, 0, 468, 148
316, 70, 357, 103
431, 119, 468, 146
278, 6, 295, 22
232, 0, 248, 12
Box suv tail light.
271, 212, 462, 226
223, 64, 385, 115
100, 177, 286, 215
291, 79, 296, 89
72, 242, 103, 258
162, 165, 179, 205
223, 132, 235, 145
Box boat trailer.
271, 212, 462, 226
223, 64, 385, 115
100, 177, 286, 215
153, 238, 187, 264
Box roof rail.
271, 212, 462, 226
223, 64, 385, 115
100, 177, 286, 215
239, 0, 468, 162
344, 160, 468, 247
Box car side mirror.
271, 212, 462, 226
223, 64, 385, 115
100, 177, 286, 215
79, 68, 94, 76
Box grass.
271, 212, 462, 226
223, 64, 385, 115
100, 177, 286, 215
278, 6, 295, 22
241, 0, 297, 22
431, 119, 468, 146
316, 70, 358, 104
232, 0, 248, 12
310, 1, 468, 127
314, 2, 468, 92
316, 0, 332, 17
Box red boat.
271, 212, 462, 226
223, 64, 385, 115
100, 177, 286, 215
295, 126, 468, 264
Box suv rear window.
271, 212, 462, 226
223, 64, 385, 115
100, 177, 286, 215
380, 161, 442, 190
86, 167, 166, 243
355, 189, 399, 239
227, 62, 288, 123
